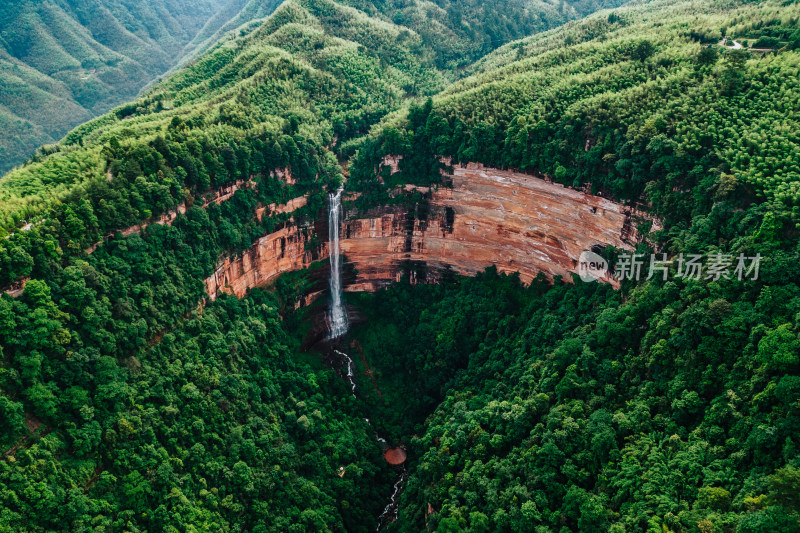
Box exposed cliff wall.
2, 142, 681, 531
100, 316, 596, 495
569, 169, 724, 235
203, 164, 648, 299
256, 196, 308, 221
340, 163, 638, 291
3, 279, 27, 298
205, 220, 325, 300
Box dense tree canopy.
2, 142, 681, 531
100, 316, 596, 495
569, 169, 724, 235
0, 0, 280, 174
2, 0, 800, 531
336, 1, 800, 530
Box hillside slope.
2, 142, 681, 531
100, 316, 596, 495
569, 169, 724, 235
0, 0, 626, 178
339, 0, 800, 530
177, 0, 286, 68
0, 0, 448, 236
0, 0, 626, 231
0, 0, 282, 175
1, 0, 800, 531
0, 1, 440, 528
338, 0, 626, 69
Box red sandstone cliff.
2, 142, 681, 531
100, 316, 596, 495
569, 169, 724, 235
340, 163, 636, 291
204, 164, 647, 299
255, 196, 308, 221
205, 221, 324, 300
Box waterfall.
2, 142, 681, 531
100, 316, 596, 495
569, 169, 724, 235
334, 349, 357, 398
328, 189, 348, 339
328, 190, 405, 530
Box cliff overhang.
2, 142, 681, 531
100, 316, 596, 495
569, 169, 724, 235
205, 163, 654, 300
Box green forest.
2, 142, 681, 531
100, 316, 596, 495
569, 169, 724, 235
0, 0, 617, 175
2, 0, 800, 531
0, 0, 286, 175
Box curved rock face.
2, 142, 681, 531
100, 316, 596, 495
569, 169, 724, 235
204, 164, 649, 299
206, 221, 324, 300
341, 163, 639, 291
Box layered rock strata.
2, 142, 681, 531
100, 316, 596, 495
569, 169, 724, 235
340, 163, 637, 291
204, 164, 646, 299
205, 219, 324, 300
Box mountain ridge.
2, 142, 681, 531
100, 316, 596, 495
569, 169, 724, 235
0, 0, 628, 176
0, 0, 284, 175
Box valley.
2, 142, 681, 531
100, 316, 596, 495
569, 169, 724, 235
1, 0, 800, 531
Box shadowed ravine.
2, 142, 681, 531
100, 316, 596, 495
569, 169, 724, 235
327, 191, 407, 530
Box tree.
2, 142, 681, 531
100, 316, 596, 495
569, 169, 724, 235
722, 49, 748, 94
757, 324, 800, 369
632, 39, 655, 61
697, 46, 718, 66
767, 466, 800, 511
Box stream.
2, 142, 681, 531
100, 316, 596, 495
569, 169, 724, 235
327, 190, 407, 531
334, 348, 406, 530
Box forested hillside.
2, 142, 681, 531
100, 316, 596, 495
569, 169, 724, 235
342, 0, 800, 530
0, 0, 549, 528
176, 0, 285, 69
350, 0, 800, 224
1, 0, 800, 531
338, 0, 625, 69
0, 0, 280, 175
0, 0, 626, 234
0, 0, 624, 178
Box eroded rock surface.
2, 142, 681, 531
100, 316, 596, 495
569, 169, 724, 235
203, 164, 649, 299
206, 221, 324, 300
340, 163, 639, 291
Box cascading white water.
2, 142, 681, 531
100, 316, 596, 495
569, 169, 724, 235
328, 189, 348, 339
334, 346, 406, 531
334, 349, 357, 398
377, 470, 408, 530
328, 190, 405, 529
